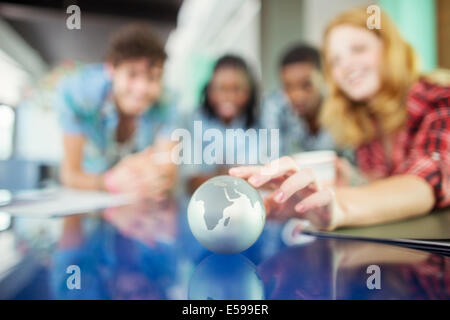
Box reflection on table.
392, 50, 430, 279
0, 195, 449, 300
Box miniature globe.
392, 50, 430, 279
188, 254, 264, 300
187, 175, 266, 254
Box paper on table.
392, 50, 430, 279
0, 188, 136, 218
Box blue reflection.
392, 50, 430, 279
258, 238, 335, 299
189, 254, 264, 300
4, 196, 449, 300
50, 217, 177, 300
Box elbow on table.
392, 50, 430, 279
59, 167, 76, 188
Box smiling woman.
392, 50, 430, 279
320, 7, 419, 148
180, 54, 261, 194
230, 7, 450, 231
319, 8, 450, 208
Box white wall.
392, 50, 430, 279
302, 0, 373, 46
164, 0, 261, 111
0, 19, 47, 106
15, 100, 63, 162
260, 0, 304, 92
259, 0, 373, 92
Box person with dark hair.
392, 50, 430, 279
56, 24, 177, 200
260, 44, 335, 156
183, 54, 259, 193
201, 55, 258, 129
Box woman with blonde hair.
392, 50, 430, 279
229, 7, 450, 230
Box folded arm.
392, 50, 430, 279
60, 134, 105, 190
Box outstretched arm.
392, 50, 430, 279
336, 174, 434, 228
230, 157, 436, 230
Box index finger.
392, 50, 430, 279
229, 166, 263, 179
247, 156, 299, 188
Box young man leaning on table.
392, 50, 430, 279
230, 7, 450, 231
57, 24, 177, 201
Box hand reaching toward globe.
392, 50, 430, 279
229, 156, 345, 231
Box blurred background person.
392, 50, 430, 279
52, 214, 177, 299
260, 44, 335, 156
231, 7, 450, 230
1, 0, 448, 212
182, 54, 259, 194
56, 24, 177, 200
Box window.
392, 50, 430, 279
0, 104, 15, 160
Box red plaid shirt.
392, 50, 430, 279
356, 79, 450, 208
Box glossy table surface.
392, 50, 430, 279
0, 195, 449, 300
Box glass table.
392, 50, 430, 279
0, 195, 449, 300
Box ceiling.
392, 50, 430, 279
0, 0, 182, 66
